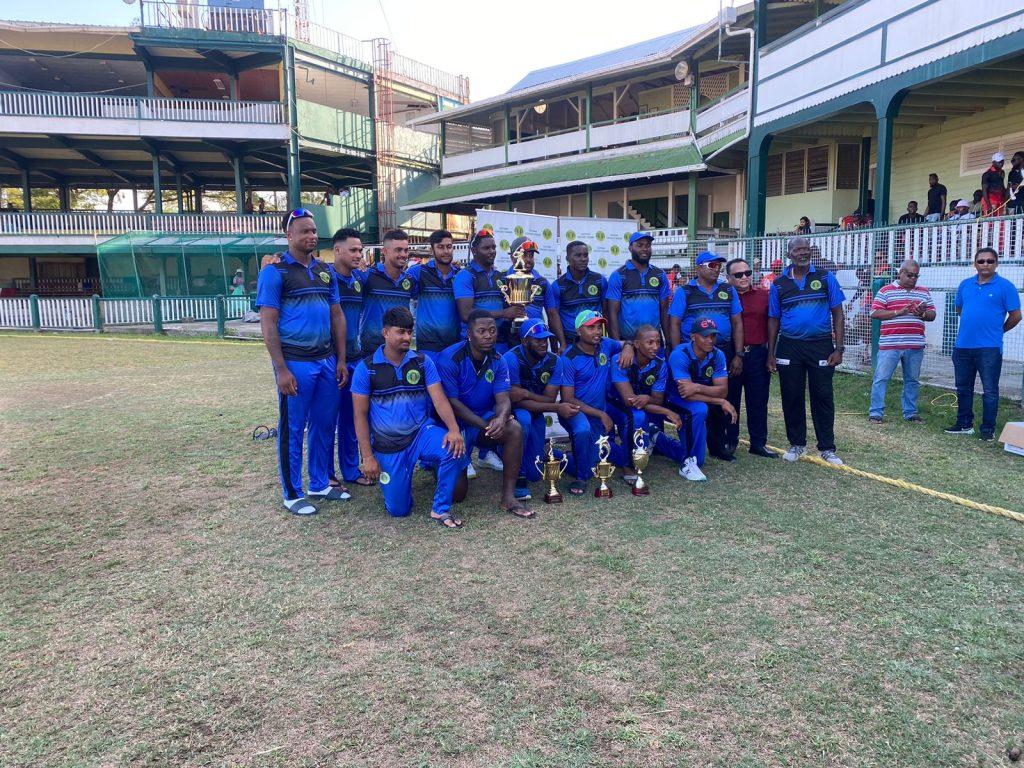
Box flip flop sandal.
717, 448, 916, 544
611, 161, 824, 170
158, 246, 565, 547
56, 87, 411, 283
502, 504, 536, 519
283, 497, 318, 516
309, 487, 351, 501
569, 481, 586, 496
353, 474, 376, 486
431, 513, 463, 529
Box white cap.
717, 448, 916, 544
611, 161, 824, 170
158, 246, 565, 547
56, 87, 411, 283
956, 199, 970, 208
992, 152, 1005, 162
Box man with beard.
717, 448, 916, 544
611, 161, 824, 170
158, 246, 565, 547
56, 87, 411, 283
606, 231, 670, 343
358, 228, 418, 359
406, 228, 460, 361
545, 240, 607, 352
453, 229, 525, 353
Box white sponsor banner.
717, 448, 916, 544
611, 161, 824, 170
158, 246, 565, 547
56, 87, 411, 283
474, 209, 559, 280
559, 217, 638, 277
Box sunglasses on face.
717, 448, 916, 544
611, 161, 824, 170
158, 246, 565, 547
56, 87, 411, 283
285, 208, 314, 228
730, 270, 753, 278
975, 259, 996, 265
902, 273, 920, 279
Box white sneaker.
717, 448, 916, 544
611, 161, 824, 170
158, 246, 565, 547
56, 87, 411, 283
783, 445, 807, 462
466, 463, 478, 479
678, 457, 707, 482
478, 451, 504, 472
820, 450, 844, 466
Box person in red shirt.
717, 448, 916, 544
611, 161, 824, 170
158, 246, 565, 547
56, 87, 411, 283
981, 152, 1007, 215
760, 258, 783, 290
723, 258, 778, 458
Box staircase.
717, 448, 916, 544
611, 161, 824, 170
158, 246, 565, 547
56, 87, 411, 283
626, 204, 652, 230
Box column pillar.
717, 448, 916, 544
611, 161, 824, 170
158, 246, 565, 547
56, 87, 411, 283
20, 167, 31, 213
58, 183, 71, 212
667, 180, 675, 228
873, 91, 905, 227
586, 185, 593, 217
687, 173, 698, 241
745, 130, 773, 237
29, 256, 38, 289
233, 153, 245, 213
152, 151, 163, 215
858, 136, 872, 216
176, 173, 184, 212
284, 44, 302, 209
622, 188, 628, 220
194, 182, 203, 213
585, 83, 592, 151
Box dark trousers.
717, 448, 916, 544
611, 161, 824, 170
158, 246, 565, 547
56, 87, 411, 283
952, 346, 1002, 435
726, 344, 770, 448
775, 335, 836, 452
704, 342, 733, 455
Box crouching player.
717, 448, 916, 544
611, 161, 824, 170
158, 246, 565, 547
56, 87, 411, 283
559, 310, 632, 496
501, 318, 580, 500
608, 324, 684, 482
351, 307, 467, 528
667, 316, 738, 482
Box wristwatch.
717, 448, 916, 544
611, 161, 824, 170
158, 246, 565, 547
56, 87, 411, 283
835, 345, 845, 352
735, 349, 746, 358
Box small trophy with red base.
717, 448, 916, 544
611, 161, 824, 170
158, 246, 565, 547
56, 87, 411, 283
593, 435, 615, 498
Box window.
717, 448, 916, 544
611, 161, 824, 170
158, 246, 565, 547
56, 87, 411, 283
807, 146, 830, 192
836, 143, 860, 190
766, 154, 783, 197
960, 131, 1024, 176
784, 150, 805, 195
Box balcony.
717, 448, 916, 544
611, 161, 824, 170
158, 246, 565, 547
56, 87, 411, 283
0, 91, 288, 141
0, 211, 284, 237
296, 101, 374, 153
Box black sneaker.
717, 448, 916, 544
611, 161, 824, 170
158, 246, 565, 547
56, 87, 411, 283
979, 432, 996, 443
943, 424, 974, 435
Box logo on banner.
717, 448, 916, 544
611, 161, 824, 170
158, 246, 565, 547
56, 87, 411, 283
481, 223, 493, 232
542, 228, 553, 240
543, 256, 553, 268
596, 231, 606, 242
587, 284, 599, 296
565, 229, 576, 240
484, 369, 495, 383
514, 225, 525, 237
810, 279, 822, 290
718, 290, 729, 300
405, 369, 421, 385
598, 257, 608, 268
610, 245, 620, 256
500, 239, 510, 252
624, 232, 631, 242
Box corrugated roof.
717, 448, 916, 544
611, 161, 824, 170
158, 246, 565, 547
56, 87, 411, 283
404, 144, 703, 210
505, 26, 703, 94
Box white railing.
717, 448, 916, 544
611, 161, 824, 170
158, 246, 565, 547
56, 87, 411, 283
0, 90, 284, 125
292, 19, 373, 63
0, 294, 255, 330
37, 297, 92, 329
141, 0, 288, 36
695, 89, 748, 134
391, 51, 470, 101
102, 299, 153, 326
442, 145, 505, 176
0, 297, 31, 328
590, 109, 690, 151
0, 212, 282, 236
509, 129, 587, 163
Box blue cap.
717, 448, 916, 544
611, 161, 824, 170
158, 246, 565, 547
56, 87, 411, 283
629, 231, 654, 245
691, 316, 719, 336
520, 318, 554, 340
695, 251, 726, 266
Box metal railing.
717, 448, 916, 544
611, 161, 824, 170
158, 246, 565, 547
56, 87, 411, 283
0, 90, 285, 124
141, 1, 288, 36
0, 211, 283, 236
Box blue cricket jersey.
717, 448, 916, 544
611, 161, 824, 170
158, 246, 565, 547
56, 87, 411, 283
502, 344, 565, 395
561, 336, 623, 411
407, 259, 460, 353
437, 341, 511, 418
667, 343, 727, 408
453, 261, 505, 337
669, 279, 742, 343
350, 347, 439, 453
330, 265, 364, 360
768, 265, 845, 340
546, 268, 607, 341
606, 261, 669, 340
358, 263, 418, 358
255, 251, 339, 361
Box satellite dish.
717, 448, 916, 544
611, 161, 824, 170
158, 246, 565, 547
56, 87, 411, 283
123, 0, 137, 5
674, 61, 690, 81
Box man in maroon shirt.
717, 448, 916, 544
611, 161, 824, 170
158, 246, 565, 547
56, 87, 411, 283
724, 258, 778, 458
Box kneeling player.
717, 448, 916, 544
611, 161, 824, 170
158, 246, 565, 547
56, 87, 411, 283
667, 316, 738, 482
351, 307, 466, 528
438, 310, 535, 519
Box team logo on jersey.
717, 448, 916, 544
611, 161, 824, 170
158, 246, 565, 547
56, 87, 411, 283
598, 353, 608, 365
484, 369, 495, 383
379, 472, 391, 485
650, 276, 660, 287
645, 374, 656, 386
587, 284, 599, 296
319, 271, 331, 284
405, 369, 421, 385
401, 278, 412, 290
718, 290, 729, 300
354, 281, 362, 292
704, 365, 714, 378
540, 371, 550, 384
810, 279, 822, 290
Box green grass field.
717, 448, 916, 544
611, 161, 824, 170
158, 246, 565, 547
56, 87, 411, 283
1, 333, 1022, 768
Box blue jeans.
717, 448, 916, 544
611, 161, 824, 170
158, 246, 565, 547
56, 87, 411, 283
869, 348, 924, 419
952, 347, 1003, 435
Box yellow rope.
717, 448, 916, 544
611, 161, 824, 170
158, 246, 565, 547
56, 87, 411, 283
0, 332, 258, 348
741, 439, 1024, 524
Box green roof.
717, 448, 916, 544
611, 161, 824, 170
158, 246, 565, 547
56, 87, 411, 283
405, 144, 703, 210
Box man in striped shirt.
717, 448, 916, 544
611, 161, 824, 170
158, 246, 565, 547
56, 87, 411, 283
868, 260, 936, 423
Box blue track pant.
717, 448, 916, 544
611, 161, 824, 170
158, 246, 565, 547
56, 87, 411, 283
277, 356, 340, 501
329, 362, 361, 483
558, 412, 627, 481
667, 400, 708, 466
607, 403, 683, 467
513, 408, 549, 482
375, 423, 463, 517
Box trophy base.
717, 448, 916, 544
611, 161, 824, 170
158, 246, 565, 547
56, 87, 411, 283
543, 492, 564, 504
594, 485, 613, 499
631, 484, 650, 496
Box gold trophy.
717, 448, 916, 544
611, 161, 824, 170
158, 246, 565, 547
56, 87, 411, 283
498, 248, 541, 338
534, 439, 569, 504
631, 428, 651, 496
592, 434, 615, 498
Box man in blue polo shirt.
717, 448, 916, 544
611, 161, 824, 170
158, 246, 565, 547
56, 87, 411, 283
327, 227, 372, 491
351, 307, 466, 528
667, 317, 738, 482
257, 208, 350, 516
406, 228, 460, 362
609, 324, 684, 482
453, 229, 525, 351
438, 310, 534, 519
606, 231, 671, 343
502, 318, 578, 500
945, 247, 1021, 441
358, 228, 417, 359
560, 310, 631, 495
545, 240, 607, 352
767, 236, 847, 465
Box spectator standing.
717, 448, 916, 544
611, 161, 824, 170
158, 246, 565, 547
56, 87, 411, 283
925, 174, 947, 222
981, 153, 1007, 215
1008, 152, 1024, 215
944, 247, 1021, 441
868, 260, 936, 423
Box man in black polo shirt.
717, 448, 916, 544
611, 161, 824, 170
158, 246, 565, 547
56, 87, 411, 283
898, 201, 925, 225
925, 173, 947, 222
1008, 152, 1024, 215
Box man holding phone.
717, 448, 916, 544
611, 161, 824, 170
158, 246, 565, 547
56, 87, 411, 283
868, 260, 936, 424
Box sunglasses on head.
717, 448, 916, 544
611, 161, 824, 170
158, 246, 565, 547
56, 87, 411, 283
285, 208, 314, 229
730, 269, 753, 278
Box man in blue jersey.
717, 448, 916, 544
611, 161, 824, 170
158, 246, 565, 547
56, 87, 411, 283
546, 240, 607, 352
438, 310, 535, 518
609, 324, 684, 482
407, 228, 460, 362
667, 251, 743, 460
560, 310, 632, 496
505, 235, 550, 324
502, 318, 579, 500
257, 208, 350, 515
767, 237, 847, 465
351, 306, 466, 528
454, 229, 525, 352
358, 228, 417, 358
327, 227, 373, 491
606, 231, 671, 343
667, 317, 738, 482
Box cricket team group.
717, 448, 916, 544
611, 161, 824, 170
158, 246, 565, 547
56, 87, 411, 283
257, 207, 850, 527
